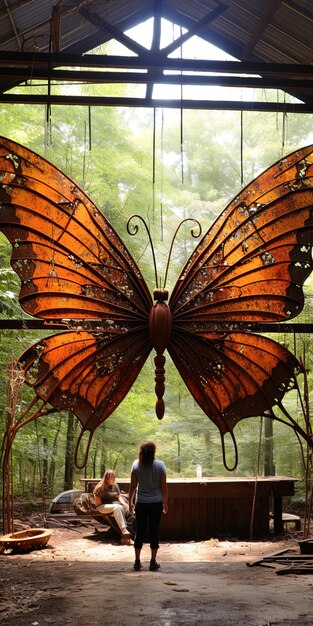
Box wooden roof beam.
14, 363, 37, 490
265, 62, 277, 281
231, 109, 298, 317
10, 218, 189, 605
1, 93, 313, 112
161, 4, 228, 58
241, 0, 282, 60
2, 52, 313, 76
2, 66, 313, 93
79, 5, 148, 56
3, 0, 22, 51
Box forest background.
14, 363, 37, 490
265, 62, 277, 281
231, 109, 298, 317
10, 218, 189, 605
0, 26, 313, 509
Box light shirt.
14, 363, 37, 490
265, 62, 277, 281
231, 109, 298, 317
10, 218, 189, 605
131, 459, 166, 503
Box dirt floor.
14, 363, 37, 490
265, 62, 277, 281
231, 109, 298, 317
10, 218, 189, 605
1, 510, 313, 626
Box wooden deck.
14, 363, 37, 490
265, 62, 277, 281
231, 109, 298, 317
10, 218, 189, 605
82, 476, 296, 540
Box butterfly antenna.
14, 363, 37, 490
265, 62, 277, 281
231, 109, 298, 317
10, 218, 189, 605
127, 214, 159, 288
163, 218, 202, 289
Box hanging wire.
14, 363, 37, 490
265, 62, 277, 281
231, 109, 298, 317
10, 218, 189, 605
160, 108, 164, 242
30, 40, 39, 86
282, 92, 287, 154
180, 105, 184, 185
249, 415, 264, 541
45, 32, 53, 147
240, 108, 244, 186
82, 120, 87, 186
88, 105, 92, 151
179, 26, 184, 185
152, 107, 156, 225
276, 89, 279, 131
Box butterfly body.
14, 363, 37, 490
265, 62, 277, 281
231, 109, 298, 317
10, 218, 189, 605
1, 136, 313, 466
149, 289, 172, 418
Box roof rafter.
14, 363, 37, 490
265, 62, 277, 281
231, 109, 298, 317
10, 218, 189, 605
79, 5, 149, 56
3, 0, 22, 51
241, 0, 282, 60
1, 51, 313, 108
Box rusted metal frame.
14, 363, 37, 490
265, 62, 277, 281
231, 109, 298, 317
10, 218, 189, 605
262, 404, 313, 458
2, 93, 313, 112
3, 52, 313, 76
1, 320, 313, 332
2, 399, 55, 534
7, 66, 312, 91
2, 50, 313, 106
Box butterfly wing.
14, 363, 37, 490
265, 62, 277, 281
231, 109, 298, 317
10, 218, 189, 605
168, 329, 299, 434
0, 136, 152, 321
0, 136, 153, 434
170, 145, 313, 322
168, 146, 313, 436
19, 328, 151, 432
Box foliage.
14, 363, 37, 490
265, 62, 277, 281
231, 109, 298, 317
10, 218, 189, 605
0, 68, 313, 509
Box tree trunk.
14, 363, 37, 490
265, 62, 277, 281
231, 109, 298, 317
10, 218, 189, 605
264, 417, 275, 476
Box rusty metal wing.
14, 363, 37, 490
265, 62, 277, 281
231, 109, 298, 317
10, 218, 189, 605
0, 137, 153, 435
19, 329, 151, 434
168, 146, 313, 440
0, 136, 152, 321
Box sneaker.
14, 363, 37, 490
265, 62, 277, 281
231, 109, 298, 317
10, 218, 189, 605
133, 560, 142, 571
149, 560, 160, 571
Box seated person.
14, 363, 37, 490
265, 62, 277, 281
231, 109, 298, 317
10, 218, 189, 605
93, 469, 130, 537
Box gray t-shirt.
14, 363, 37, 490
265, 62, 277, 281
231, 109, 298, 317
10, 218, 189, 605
131, 459, 166, 503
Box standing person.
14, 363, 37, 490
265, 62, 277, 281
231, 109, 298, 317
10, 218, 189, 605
129, 440, 168, 571
93, 469, 130, 538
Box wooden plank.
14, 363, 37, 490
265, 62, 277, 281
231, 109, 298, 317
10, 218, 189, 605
82, 477, 296, 539
247, 548, 293, 567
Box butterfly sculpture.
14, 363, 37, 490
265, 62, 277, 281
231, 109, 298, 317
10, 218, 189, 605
0, 136, 313, 468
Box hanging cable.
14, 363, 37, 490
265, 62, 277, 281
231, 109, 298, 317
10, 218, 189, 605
160, 108, 164, 242
45, 31, 53, 147
276, 89, 279, 131
240, 108, 244, 186
249, 416, 264, 541
152, 107, 156, 225
180, 105, 184, 185
180, 26, 184, 185
282, 92, 287, 153
82, 120, 87, 186
88, 105, 92, 152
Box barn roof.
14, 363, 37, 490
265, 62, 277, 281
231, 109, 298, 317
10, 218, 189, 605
0, 0, 313, 110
